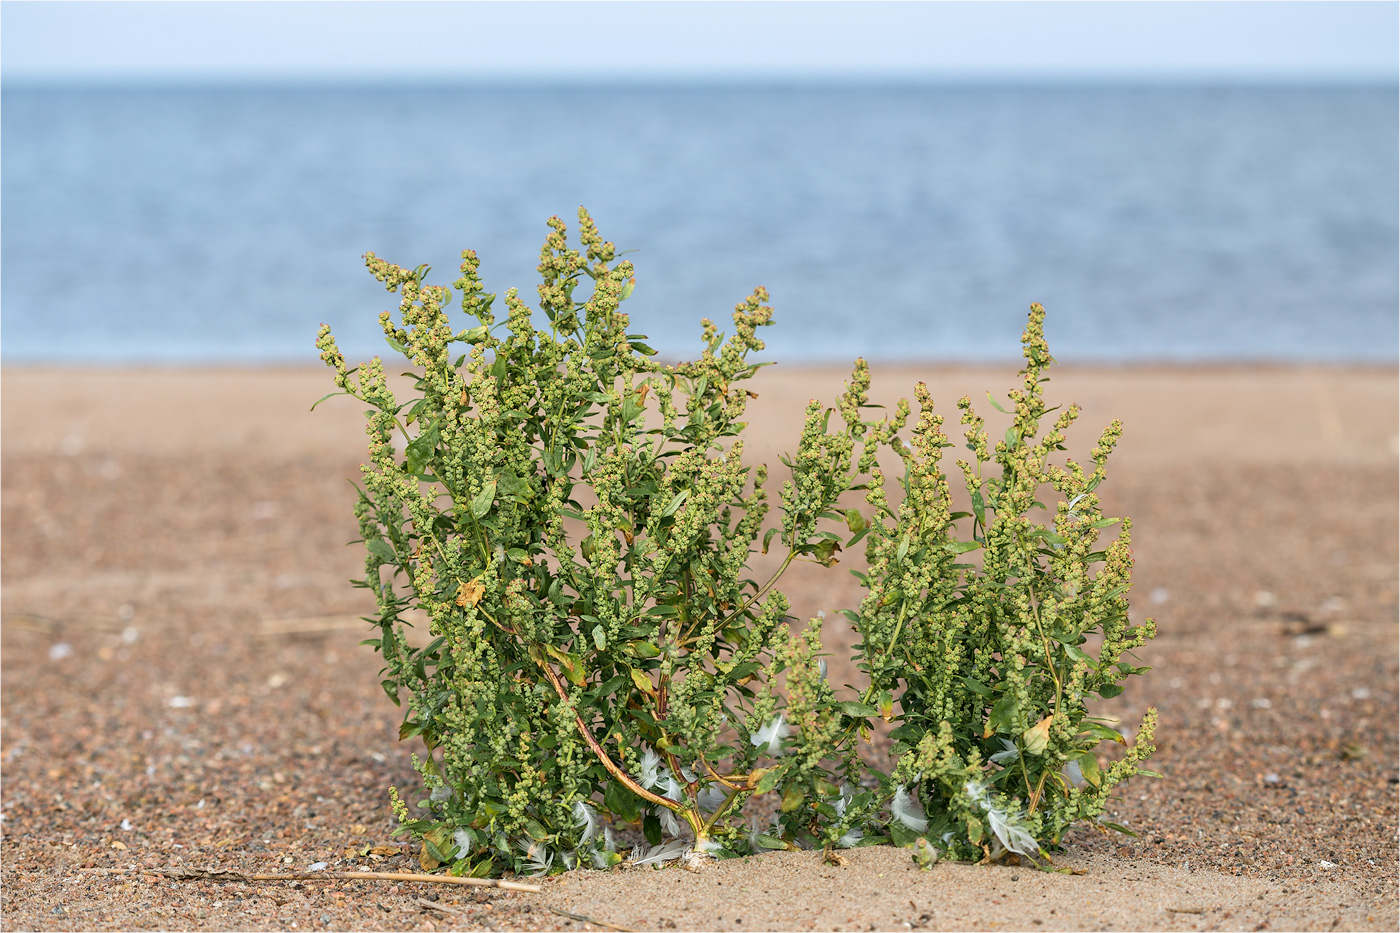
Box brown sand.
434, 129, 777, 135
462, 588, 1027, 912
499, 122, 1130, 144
2, 362, 1396, 932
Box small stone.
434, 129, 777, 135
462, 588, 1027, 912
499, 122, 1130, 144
48, 643, 74, 661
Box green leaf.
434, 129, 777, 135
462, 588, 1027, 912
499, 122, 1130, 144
844, 509, 867, 535
888, 822, 922, 848
627, 640, 662, 659
989, 694, 1019, 735
1061, 642, 1096, 666
762, 527, 781, 555
591, 625, 607, 651
1098, 683, 1124, 699
423, 838, 449, 863
838, 701, 879, 718
642, 813, 662, 846
813, 538, 842, 567
660, 489, 690, 517
470, 479, 497, 519
381, 679, 401, 706
985, 391, 1009, 414
943, 540, 981, 554
1077, 752, 1102, 788
754, 766, 783, 794
310, 390, 349, 412
896, 530, 911, 562
1081, 721, 1127, 745
780, 784, 806, 813
604, 780, 640, 823
752, 833, 787, 850
366, 538, 396, 563
961, 677, 994, 698
1099, 820, 1139, 838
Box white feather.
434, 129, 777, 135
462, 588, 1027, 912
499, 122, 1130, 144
571, 800, 599, 845
891, 785, 928, 833
750, 714, 788, 756
517, 839, 554, 876
988, 806, 1038, 856
837, 827, 864, 848
628, 840, 690, 866
989, 738, 1019, 765
452, 829, 473, 855
638, 747, 663, 790
603, 827, 617, 853
833, 782, 854, 818
663, 774, 683, 801
659, 805, 681, 838
697, 785, 727, 812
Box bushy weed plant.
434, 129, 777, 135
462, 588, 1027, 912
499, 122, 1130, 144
814, 305, 1159, 864
316, 210, 1156, 876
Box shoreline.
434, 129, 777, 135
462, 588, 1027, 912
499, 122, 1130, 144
4, 362, 1396, 465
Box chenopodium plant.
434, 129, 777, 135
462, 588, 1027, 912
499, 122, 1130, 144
314, 209, 860, 877
825, 304, 1159, 864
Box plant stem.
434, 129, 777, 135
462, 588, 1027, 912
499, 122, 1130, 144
533, 656, 684, 814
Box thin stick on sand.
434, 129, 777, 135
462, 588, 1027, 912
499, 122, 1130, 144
79, 866, 541, 893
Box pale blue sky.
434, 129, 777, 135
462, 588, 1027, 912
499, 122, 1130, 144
2, 1, 1396, 83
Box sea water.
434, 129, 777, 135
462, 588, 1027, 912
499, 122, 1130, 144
2, 84, 1395, 363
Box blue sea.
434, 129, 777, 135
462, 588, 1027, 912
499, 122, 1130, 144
2, 84, 1396, 364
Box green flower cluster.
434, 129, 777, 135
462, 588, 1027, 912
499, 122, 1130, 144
316, 210, 1156, 876
827, 303, 1159, 862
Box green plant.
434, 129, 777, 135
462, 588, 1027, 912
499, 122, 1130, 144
315, 209, 861, 876
826, 304, 1158, 863
316, 211, 1158, 875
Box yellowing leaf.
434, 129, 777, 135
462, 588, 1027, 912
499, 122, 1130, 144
1023, 715, 1053, 756
629, 668, 655, 696
455, 579, 484, 607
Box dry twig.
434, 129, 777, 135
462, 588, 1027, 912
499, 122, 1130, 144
549, 906, 637, 932
81, 866, 541, 893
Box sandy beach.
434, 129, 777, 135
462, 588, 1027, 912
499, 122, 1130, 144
2, 362, 1396, 932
